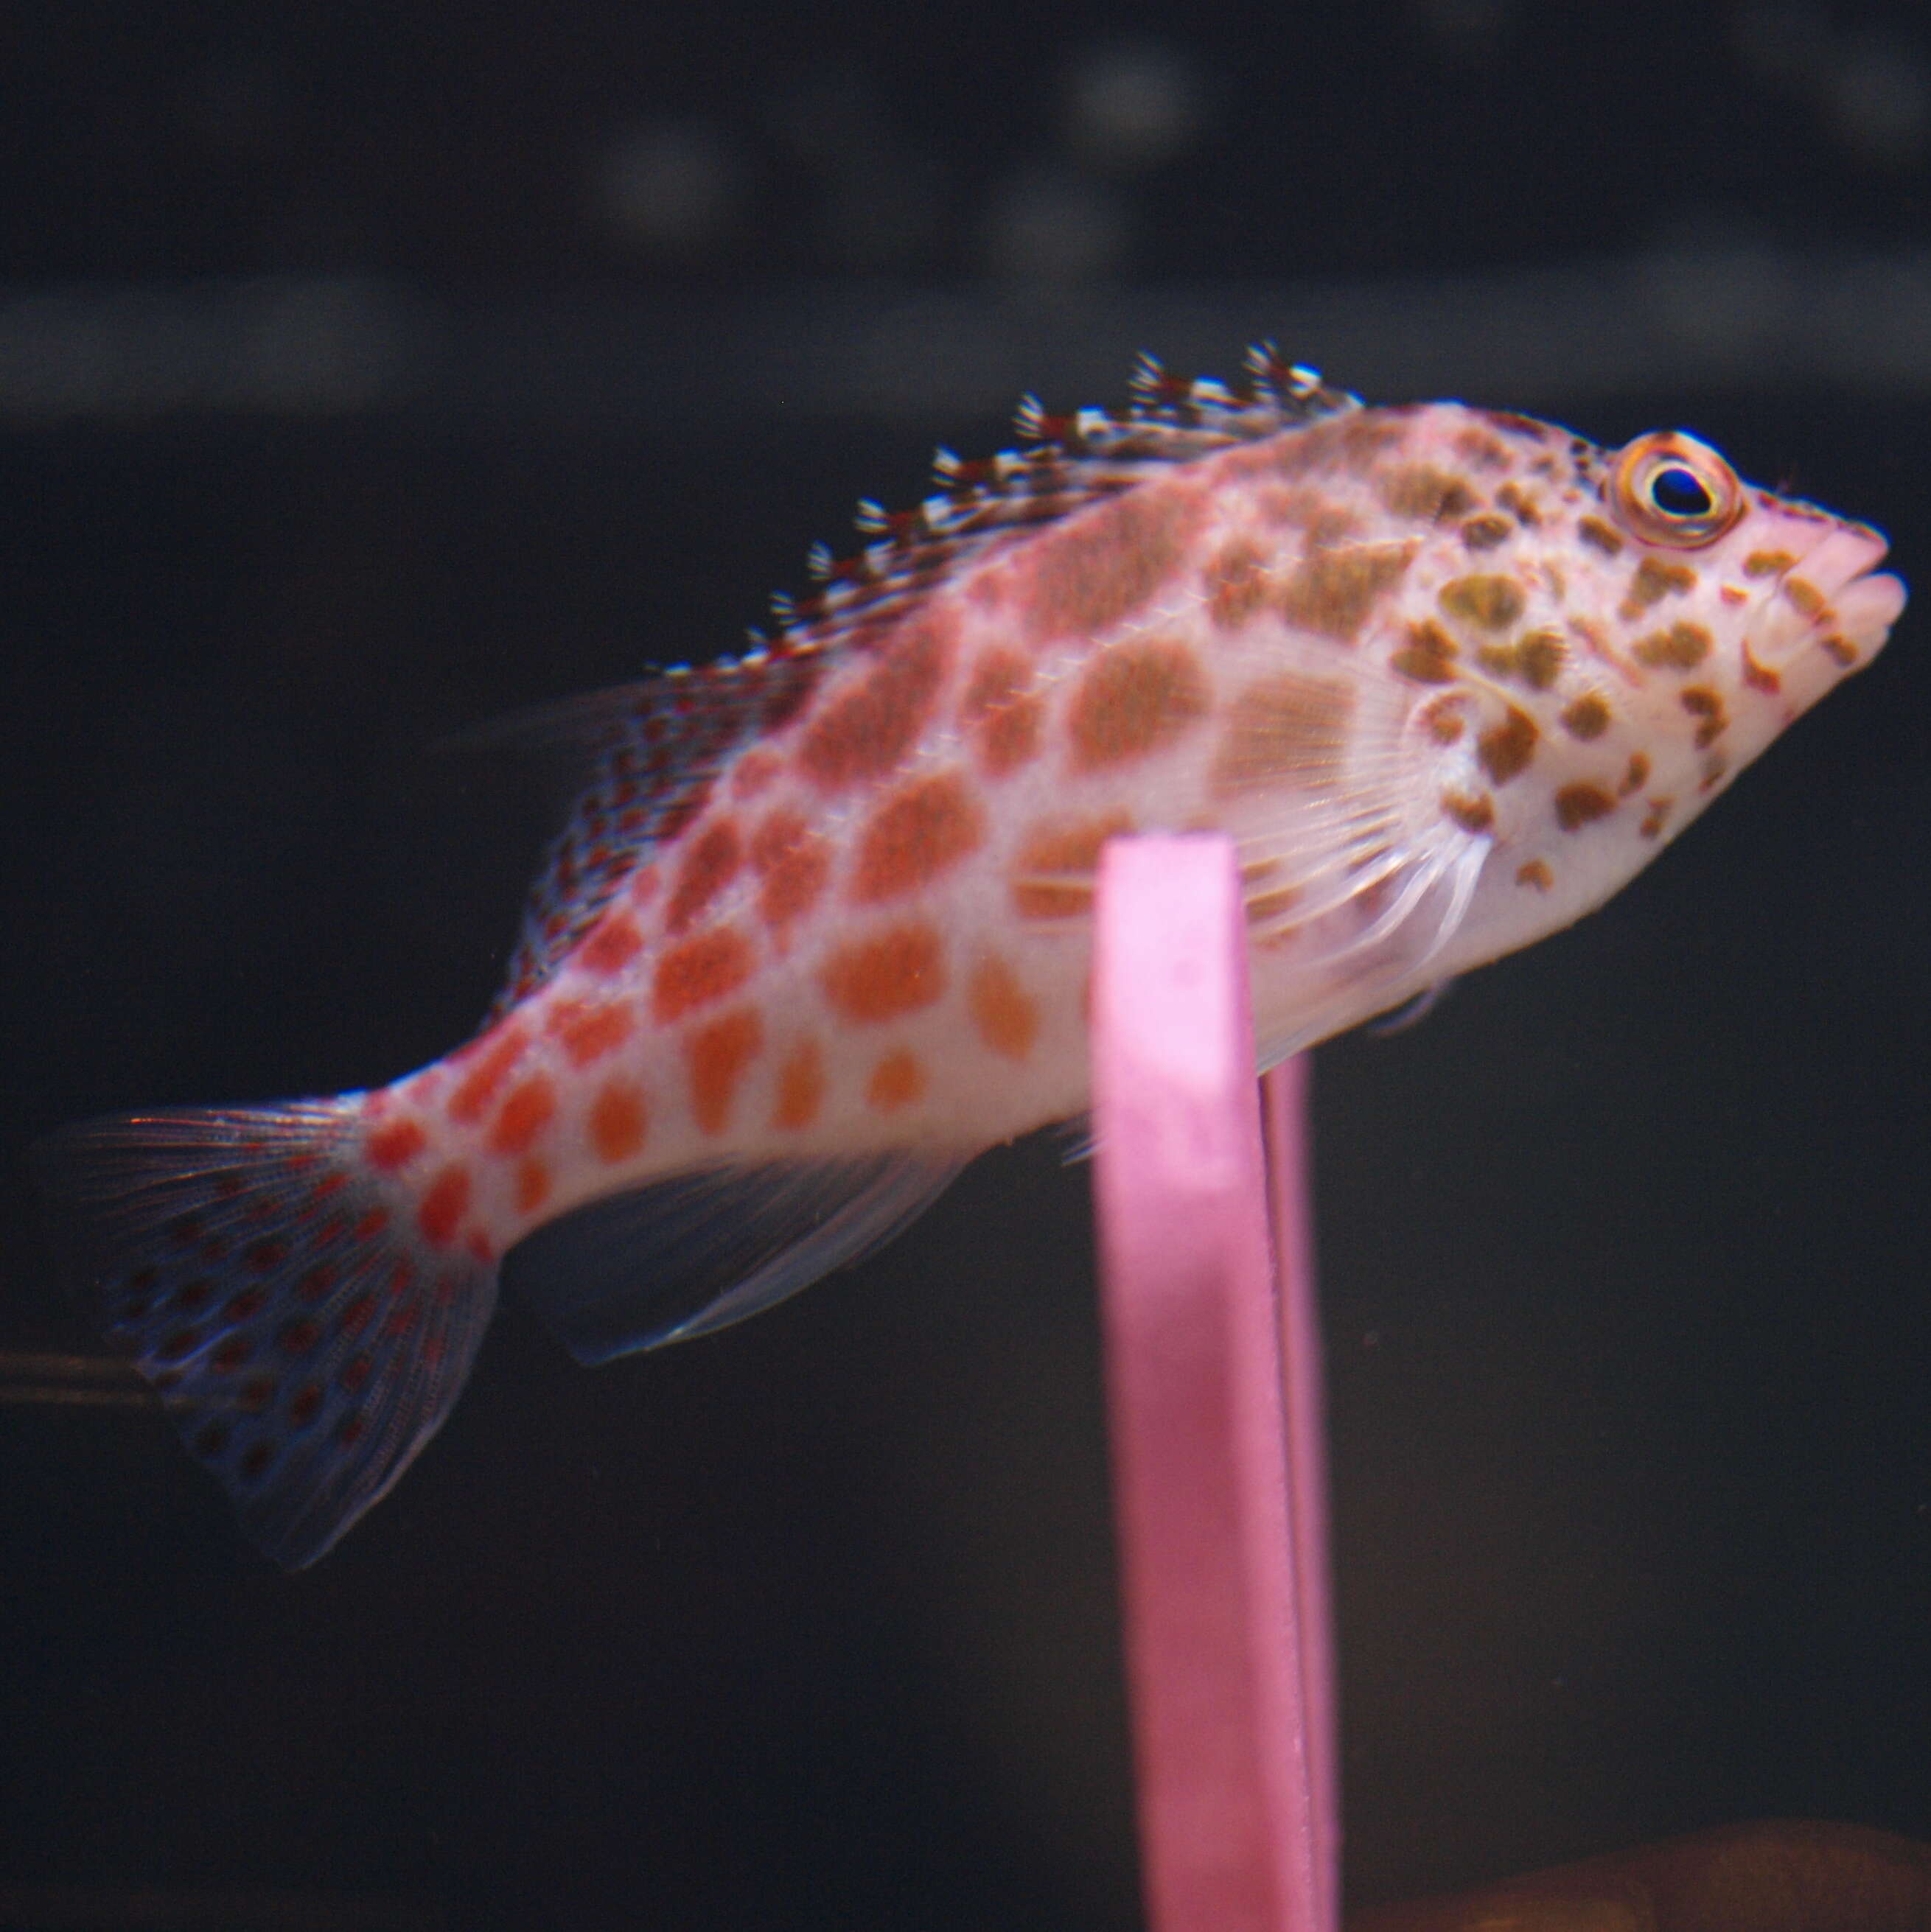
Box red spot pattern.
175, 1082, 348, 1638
960, 648, 1044, 777
489, 1076, 556, 1157
749, 809, 831, 934
588, 1079, 647, 1163
664, 818, 744, 934
797, 615, 955, 790
821, 923, 946, 1023
514, 1156, 551, 1214
1024, 484, 1201, 645
418, 1166, 471, 1246
547, 996, 635, 1068
1067, 640, 1209, 771
866, 1049, 926, 1113
578, 911, 645, 976
732, 747, 783, 799
687, 1007, 764, 1135
851, 771, 985, 903
447, 1026, 528, 1126
773, 1037, 825, 1130
653, 926, 755, 1023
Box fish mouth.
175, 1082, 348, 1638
1753, 524, 1907, 672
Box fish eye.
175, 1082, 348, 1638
1608, 431, 1744, 547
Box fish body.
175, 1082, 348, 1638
41, 354, 1906, 1564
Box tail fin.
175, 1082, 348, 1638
35, 1099, 497, 1567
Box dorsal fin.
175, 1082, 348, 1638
769, 347, 1358, 657
475, 648, 824, 1018
471, 348, 1357, 1018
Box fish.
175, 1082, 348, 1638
38, 349, 1907, 1566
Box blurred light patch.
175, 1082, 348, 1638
1825, 29, 1929, 167
1063, 38, 1206, 175
593, 118, 747, 256
980, 169, 1130, 284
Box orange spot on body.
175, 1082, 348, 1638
514, 1157, 551, 1214
579, 912, 644, 976
1380, 464, 1476, 522
749, 808, 831, 933
1439, 573, 1524, 631
961, 649, 1044, 775
664, 819, 743, 933
1516, 858, 1554, 892
968, 956, 1040, 1061
548, 997, 636, 1067
1276, 542, 1414, 640
366, 1119, 427, 1172
1577, 514, 1624, 555
1633, 620, 1713, 670
1443, 790, 1495, 834
687, 1007, 762, 1134
867, 1049, 926, 1113
1619, 556, 1697, 620
588, 1079, 647, 1163
773, 1037, 825, 1130
653, 926, 754, 1023
852, 771, 986, 903
1744, 549, 1795, 577
1068, 640, 1209, 771
731, 748, 783, 799
1024, 484, 1200, 644
1205, 537, 1272, 628
419, 1166, 471, 1247
1012, 813, 1134, 919
489, 1077, 556, 1158
447, 1026, 528, 1125
797, 615, 954, 790
1560, 693, 1612, 740
822, 923, 946, 1022
1478, 705, 1538, 785
1390, 618, 1459, 683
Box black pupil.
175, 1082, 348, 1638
1649, 464, 1714, 517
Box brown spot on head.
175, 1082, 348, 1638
772, 1037, 825, 1131
1819, 634, 1858, 668
968, 954, 1040, 1062
1632, 620, 1713, 671
1068, 639, 1209, 771
1477, 627, 1565, 690
1743, 549, 1795, 578
1443, 790, 1495, 834
1459, 512, 1513, 551
1024, 484, 1201, 644
1210, 671, 1355, 794
1740, 638, 1781, 693
1268, 413, 1407, 480
1560, 693, 1613, 740
797, 614, 955, 790
1577, 515, 1624, 556
961, 648, 1044, 776
851, 771, 986, 903
1477, 704, 1538, 785
1453, 427, 1511, 470
1276, 542, 1415, 640
1619, 556, 1697, 620
664, 819, 744, 934
1516, 858, 1554, 892
866, 1048, 926, 1114
1555, 783, 1616, 830
1204, 537, 1273, 629
1420, 693, 1468, 743
821, 922, 947, 1022
588, 1078, 648, 1163
1679, 686, 1727, 749
686, 1008, 763, 1135
1640, 799, 1672, 839
1619, 752, 1651, 795
1380, 465, 1477, 523
1782, 576, 1828, 619
1439, 574, 1525, 632
1495, 480, 1543, 525
652, 926, 754, 1024
1390, 618, 1460, 684
1012, 813, 1134, 919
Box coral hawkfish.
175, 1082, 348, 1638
41, 351, 1906, 1564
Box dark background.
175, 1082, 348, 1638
3, 4, 1929, 1928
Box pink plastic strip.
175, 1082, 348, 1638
1092, 836, 1335, 1932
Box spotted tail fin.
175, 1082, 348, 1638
35, 1100, 497, 1568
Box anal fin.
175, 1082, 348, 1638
503, 1153, 970, 1363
